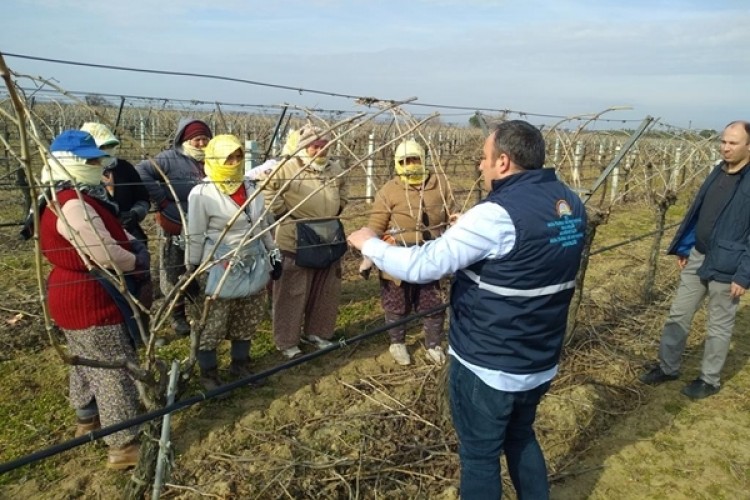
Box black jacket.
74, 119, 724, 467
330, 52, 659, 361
108, 159, 150, 242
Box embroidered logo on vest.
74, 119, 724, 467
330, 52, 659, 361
556, 199, 572, 217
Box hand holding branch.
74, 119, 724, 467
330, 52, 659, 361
347, 227, 378, 252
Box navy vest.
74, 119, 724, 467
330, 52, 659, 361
449, 168, 586, 373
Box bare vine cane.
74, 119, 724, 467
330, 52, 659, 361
141, 157, 199, 362
564, 207, 607, 346
0, 55, 62, 360
13, 71, 146, 187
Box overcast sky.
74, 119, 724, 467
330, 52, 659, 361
2, 0, 748, 131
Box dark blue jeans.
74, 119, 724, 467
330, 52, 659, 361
449, 360, 551, 499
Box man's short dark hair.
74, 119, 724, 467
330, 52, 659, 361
491, 120, 545, 170
726, 120, 750, 143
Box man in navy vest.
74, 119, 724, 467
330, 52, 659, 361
349, 120, 586, 499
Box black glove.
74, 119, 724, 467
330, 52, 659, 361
269, 248, 283, 280
358, 258, 373, 280
137, 280, 154, 309
131, 239, 151, 281
119, 209, 137, 228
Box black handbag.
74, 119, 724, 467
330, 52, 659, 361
295, 218, 347, 268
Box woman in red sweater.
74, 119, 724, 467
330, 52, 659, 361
40, 130, 144, 470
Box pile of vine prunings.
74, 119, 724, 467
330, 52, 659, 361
168, 360, 457, 498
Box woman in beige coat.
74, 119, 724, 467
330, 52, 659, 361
262, 124, 348, 358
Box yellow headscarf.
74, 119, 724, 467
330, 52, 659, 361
281, 129, 300, 156
204, 134, 245, 195
394, 139, 428, 185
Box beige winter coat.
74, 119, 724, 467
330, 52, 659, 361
263, 157, 348, 253
367, 173, 454, 282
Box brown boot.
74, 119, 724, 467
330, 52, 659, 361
106, 441, 140, 470
75, 415, 101, 438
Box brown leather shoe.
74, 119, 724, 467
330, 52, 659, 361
106, 442, 140, 470
75, 415, 101, 438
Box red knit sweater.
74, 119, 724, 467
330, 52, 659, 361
40, 190, 134, 329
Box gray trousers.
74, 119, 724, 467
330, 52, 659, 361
158, 229, 186, 298
659, 248, 739, 386
158, 229, 199, 312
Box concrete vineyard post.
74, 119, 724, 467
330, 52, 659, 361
366, 132, 375, 203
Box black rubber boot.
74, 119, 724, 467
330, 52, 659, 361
199, 367, 223, 392
229, 341, 265, 386
171, 304, 191, 337
197, 349, 225, 395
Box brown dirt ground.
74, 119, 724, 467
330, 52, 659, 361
3, 308, 748, 499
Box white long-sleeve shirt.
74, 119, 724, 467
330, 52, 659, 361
362, 202, 515, 282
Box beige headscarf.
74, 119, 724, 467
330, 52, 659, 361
288, 122, 332, 172
80, 122, 119, 148
80, 122, 119, 169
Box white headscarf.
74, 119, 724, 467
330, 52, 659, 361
41, 152, 103, 187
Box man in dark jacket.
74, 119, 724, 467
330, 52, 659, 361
641, 120, 750, 399
136, 118, 212, 335
349, 120, 586, 499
